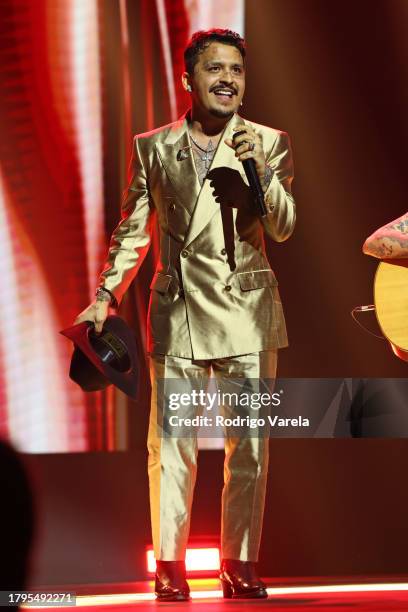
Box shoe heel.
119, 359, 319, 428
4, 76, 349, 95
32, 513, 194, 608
221, 579, 233, 599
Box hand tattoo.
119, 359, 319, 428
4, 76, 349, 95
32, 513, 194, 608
261, 164, 273, 192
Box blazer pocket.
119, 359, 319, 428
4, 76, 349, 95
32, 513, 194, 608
150, 272, 173, 294
237, 269, 278, 291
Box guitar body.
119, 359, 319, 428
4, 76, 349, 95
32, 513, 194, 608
374, 259, 408, 360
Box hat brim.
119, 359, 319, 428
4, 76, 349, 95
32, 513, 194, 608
60, 317, 139, 400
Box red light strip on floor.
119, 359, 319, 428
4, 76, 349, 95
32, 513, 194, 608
21, 582, 408, 608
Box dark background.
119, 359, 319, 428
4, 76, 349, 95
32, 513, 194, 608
244, 0, 408, 378
25, 440, 408, 585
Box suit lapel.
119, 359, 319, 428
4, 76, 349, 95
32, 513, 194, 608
155, 113, 200, 216
155, 111, 247, 245
183, 112, 246, 249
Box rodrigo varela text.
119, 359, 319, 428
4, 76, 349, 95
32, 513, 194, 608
167, 415, 310, 428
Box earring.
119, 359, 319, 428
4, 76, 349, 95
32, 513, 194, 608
240, 100, 243, 106
187, 85, 192, 92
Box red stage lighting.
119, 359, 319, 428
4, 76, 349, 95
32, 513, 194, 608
146, 546, 220, 575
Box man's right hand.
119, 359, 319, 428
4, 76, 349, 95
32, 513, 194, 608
74, 300, 109, 334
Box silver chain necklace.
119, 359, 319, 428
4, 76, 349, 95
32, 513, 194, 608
189, 132, 215, 168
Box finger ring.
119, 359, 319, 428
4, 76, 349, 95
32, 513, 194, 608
249, 142, 255, 151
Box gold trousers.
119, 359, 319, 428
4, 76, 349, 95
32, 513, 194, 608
147, 350, 277, 561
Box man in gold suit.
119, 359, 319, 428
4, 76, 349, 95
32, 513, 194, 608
75, 29, 295, 601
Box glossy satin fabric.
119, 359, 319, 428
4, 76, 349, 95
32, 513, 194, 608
148, 350, 277, 561
99, 111, 296, 360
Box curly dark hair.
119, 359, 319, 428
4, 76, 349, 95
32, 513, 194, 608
184, 28, 246, 75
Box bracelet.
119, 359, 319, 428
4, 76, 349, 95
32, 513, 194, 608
95, 287, 118, 308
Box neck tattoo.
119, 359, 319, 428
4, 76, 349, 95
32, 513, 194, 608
189, 133, 215, 167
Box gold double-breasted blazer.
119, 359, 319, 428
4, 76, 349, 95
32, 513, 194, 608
99, 111, 296, 359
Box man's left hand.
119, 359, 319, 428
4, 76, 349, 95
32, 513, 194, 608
225, 125, 267, 182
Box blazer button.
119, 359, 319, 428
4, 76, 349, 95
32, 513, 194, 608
221, 248, 227, 255
225, 285, 232, 292
168, 202, 176, 212
181, 250, 189, 258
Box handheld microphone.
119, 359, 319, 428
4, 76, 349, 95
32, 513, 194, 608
233, 130, 268, 217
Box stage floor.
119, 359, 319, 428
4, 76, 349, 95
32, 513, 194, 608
26, 577, 408, 611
